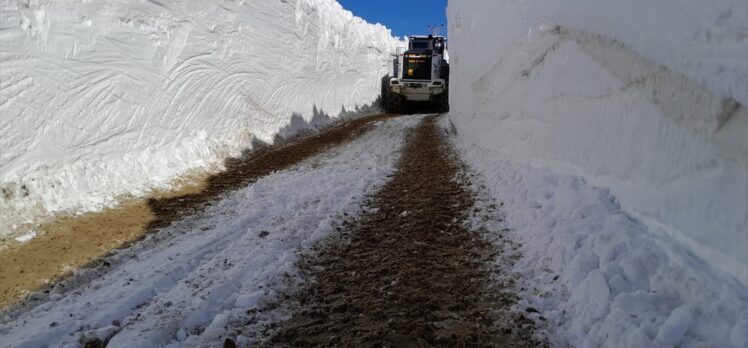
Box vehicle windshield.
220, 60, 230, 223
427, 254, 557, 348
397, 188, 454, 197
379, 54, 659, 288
411, 41, 429, 49
403, 53, 432, 80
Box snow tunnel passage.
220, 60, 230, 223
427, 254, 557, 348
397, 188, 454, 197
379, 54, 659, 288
261, 115, 543, 347
0, 113, 396, 309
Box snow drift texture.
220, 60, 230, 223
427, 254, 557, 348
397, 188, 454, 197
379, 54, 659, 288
448, 0, 748, 285
0, 0, 400, 236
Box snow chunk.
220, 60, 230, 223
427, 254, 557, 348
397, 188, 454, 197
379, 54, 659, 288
568, 270, 610, 331
176, 329, 188, 342
235, 290, 264, 308
201, 312, 229, 342
655, 306, 694, 345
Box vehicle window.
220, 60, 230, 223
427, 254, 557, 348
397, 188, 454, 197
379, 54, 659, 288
411, 41, 428, 49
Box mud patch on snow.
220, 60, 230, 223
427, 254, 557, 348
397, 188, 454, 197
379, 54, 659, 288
0, 200, 156, 308
0, 114, 395, 309
250, 115, 543, 347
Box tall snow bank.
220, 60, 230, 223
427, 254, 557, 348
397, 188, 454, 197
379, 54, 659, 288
0, 0, 401, 237
448, 0, 748, 284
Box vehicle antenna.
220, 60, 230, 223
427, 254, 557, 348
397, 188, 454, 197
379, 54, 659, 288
427, 24, 445, 37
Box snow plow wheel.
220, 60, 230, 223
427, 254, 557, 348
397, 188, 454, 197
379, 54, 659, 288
438, 92, 449, 113
385, 91, 405, 114
380, 75, 390, 110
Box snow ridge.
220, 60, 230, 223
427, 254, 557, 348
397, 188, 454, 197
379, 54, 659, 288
0, 0, 402, 238
449, 123, 748, 347
448, 0, 748, 285
447, 0, 748, 345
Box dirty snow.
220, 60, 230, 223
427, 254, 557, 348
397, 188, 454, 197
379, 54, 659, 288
0, 0, 402, 240
0, 117, 420, 348
448, 0, 748, 286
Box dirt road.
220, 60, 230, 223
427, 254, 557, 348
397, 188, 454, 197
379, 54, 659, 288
262, 115, 541, 347
1, 114, 543, 348
0, 114, 393, 309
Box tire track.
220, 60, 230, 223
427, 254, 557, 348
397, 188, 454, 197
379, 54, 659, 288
0, 113, 394, 309
262, 115, 541, 347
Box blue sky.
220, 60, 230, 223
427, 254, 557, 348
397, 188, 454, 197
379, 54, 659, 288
337, 0, 448, 39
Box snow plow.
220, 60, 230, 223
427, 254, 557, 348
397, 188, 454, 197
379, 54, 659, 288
382, 35, 449, 113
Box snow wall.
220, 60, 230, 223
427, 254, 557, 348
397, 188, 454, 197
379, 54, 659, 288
448, 1, 748, 285
0, 0, 401, 237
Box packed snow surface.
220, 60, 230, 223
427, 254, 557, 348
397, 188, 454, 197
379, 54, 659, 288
0, 116, 421, 348
447, 118, 748, 347
0, 0, 401, 239
448, 0, 748, 286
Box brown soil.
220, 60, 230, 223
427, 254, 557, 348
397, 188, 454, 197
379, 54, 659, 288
264, 116, 541, 347
0, 114, 394, 309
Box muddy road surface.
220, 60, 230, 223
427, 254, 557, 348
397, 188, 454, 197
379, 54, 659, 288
1, 114, 543, 348
263, 115, 541, 347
